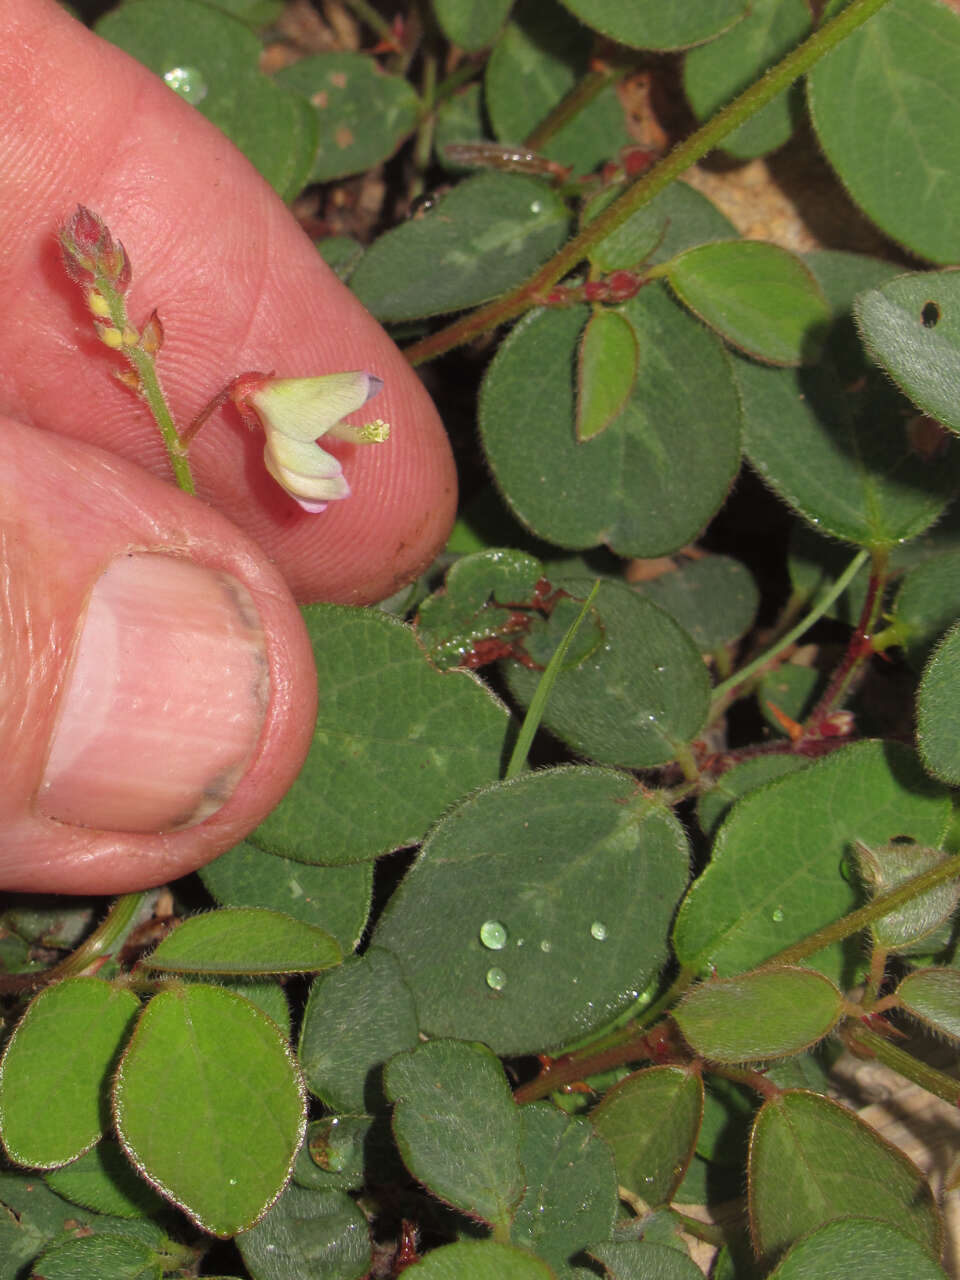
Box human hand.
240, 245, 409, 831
0, 0, 457, 893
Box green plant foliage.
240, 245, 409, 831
917, 622, 960, 783
767, 1219, 950, 1280
250, 605, 511, 863
511, 1104, 618, 1276
665, 241, 831, 366
590, 1240, 706, 1279
480, 289, 742, 557
96, 0, 316, 199
576, 309, 638, 442
373, 768, 689, 1054
236, 1183, 371, 1280
433, 0, 514, 51
298, 948, 419, 1113
384, 1039, 524, 1228
275, 53, 420, 183
504, 580, 711, 767
0, 978, 139, 1168
21, 2, 960, 1273
585, 181, 737, 274
351, 173, 571, 321
556, 0, 748, 51
485, 0, 631, 173
808, 0, 960, 264
673, 967, 844, 1062
855, 269, 960, 435
402, 1240, 556, 1278
896, 966, 960, 1041
749, 1089, 943, 1263
632, 555, 759, 655
683, 0, 810, 159
590, 1066, 703, 1206
113, 984, 305, 1236
674, 740, 951, 981
198, 841, 373, 951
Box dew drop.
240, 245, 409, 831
163, 65, 208, 105
655, 664, 666, 674
479, 919, 508, 950
539, 939, 552, 953
485, 966, 507, 990
530, 200, 542, 213
771, 907, 785, 923
590, 920, 608, 941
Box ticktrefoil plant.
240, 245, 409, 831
4, 1, 960, 1278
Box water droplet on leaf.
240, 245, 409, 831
485, 966, 507, 990
539, 939, 552, 953
479, 919, 508, 950
590, 920, 608, 941
163, 65, 208, 105
771, 907, 785, 923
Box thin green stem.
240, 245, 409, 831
504, 580, 600, 780
404, 0, 894, 367
410, 49, 438, 202
524, 66, 622, 153
338, 0, 403, 51
844, 1022, 960, 1107
767, 851, 960, 968
711, 549, 869, 706
123, 344, 195, 495
0, 892, 148, 994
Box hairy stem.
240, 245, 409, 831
404, 0, 893, 367
844, 1021, 960, 1106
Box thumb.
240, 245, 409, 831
0, 415, 316, 895
0, 0, 457, 604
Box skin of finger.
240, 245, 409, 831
0, 415, 317, 894
0, 0, 457, 605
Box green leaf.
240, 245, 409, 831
480, 287, 742, 557
275, 53, 420, 182
402, 1241, 556, 1279
683, 0, 809, 160
855, 270, 960, 435
433, 0, 513, 50
809, 0, 960, 264
0, 978, 139, 1168
504, 580, 711, 768
737, 351, 960, 548
511, 1104, 618, 1277
236, 1184, 371, 1280
141, 907, 341, 975
45, 1142, 167, 1219
555, 0, 747, 50
673, 741, 951, 981
96, 0, 315, 199
586, 181, 737, 275
673, 967, 843, 1063
767, 1219, 950, 1280
299, 948, 419, 1113
852, 839, 960, 950
384, 1040, 523, 1229
633, 555, 759, 655
666, 242, 831, 366
589, 1241, 705, 1280
485, 0, 631, 173
315, 236, 364, 283
113, 984, 305, 1237
696, 755, 812, 840
749, 1090, 942, 1263
351, 173, 570, 321
896, 967, 960, 1041
250, 605, 511, 864
373, 768, 689, 1055
415, 548, 546, 670
577, 310, 638, 442
30, 1233, 163, 1280
888, 551, 960, 673
917, 622, 960, 784
590, 1066, 703, 1206
199, 841, 372, 952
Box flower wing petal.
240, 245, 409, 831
250, 372, 383, 440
